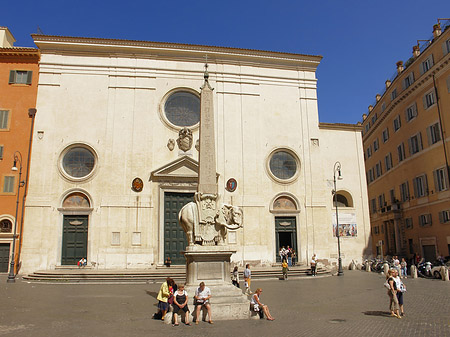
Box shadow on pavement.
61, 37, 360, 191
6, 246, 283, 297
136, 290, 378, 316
363, 311, 391, 317
146, 290, 158, 299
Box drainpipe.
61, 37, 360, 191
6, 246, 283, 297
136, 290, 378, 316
432, 75, 450, 183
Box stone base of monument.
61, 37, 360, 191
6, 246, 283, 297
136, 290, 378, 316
183, 245, 251, 320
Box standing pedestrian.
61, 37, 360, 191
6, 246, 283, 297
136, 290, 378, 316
310, 254, 317, 276
400, 258, 407, 278
156, 277, 175, 320
232, 266, 240, 288
393, 256, 400, 274
287, 246, 292, 267
385, 269, 401, 319
292, 249, 296, 266
393, 269, 406, 316
244, 264, 252, 294
282, 259, 288, 280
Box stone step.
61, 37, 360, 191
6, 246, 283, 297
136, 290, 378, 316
22, 266, 329, 283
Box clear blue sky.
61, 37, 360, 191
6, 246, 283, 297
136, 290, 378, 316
2, 1, 449, 124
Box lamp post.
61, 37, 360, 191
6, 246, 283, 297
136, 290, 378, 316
333, 161, 344, 276
7, 151, 24, 283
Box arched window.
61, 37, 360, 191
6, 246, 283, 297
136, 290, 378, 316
63, 192, 90, 208
333, 191, 353, 208
0, 219, 12, 233
273, 196, 297, 211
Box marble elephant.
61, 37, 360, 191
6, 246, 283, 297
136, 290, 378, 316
178, 202, 243, 246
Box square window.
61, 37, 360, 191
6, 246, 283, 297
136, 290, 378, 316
434, 167, 448, 192
405, 103, 418, 122
2, 176, 15, 193
423, 91, 435, 109
9, 70, 32, 85
439, 210, 450, 224
397, 143, 406, 162
408, 133, 422, 155
382, 128, 389, 143
419, 214, 432, 227
427, 123, 441, 145
413, 174, 428, 198
0, 110, 10, 130
400, 181, 409, 202
391, 89, 397, 101
403, 72, 414, 89
373, 138, 379, 152
393, 115, 401, 131
385, 153, 393, 171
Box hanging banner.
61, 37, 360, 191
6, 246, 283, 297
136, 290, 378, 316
332, 213, 357, 237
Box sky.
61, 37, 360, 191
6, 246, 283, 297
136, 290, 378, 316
2, 0, 450, 124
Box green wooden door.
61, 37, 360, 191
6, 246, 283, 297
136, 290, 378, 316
164, 192, 194, 265
0, 243, 10, 272
275, 217, 297, 262
62, 215, 88, 265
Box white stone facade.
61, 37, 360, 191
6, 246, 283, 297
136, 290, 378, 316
20, 36, 371, 273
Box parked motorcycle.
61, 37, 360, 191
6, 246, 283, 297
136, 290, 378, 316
417, 261, 434, 278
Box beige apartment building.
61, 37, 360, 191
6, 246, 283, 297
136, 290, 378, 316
362, 20, 450, 262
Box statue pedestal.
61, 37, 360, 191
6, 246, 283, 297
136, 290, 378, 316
183, 245, 250, 320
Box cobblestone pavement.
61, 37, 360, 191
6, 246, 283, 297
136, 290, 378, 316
0, 271, 449, 337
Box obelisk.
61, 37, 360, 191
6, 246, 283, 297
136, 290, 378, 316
193, 63, 219, 244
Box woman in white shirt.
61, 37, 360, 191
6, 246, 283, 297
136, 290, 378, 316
251, 288, 275, 321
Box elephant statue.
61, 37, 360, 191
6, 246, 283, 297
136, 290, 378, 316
179, 202, 243, 246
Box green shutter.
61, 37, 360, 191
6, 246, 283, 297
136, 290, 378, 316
26, 71, 33, 84
9, 70, 15, 84
0, 110, 9, 129
0, 145, 3, 159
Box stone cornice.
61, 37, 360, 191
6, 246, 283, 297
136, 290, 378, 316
319, 122, 363, 131
32, 35, 322, 69
0, 47, 40, 59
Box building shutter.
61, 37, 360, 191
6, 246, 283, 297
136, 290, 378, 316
418, 132, 423, 150
9, 70, 15, 84
413, 178, 418, 198
426, 126, 432, 146
0, 145, 3, 160
408, 138, 412, 155
423, 94, 428, 109
439, 211, 444, 224
424, 174, 428, 195
26, 71, 33, 84
433, 169, 439, 192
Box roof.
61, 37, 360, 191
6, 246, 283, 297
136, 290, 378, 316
31, 34, 322, 67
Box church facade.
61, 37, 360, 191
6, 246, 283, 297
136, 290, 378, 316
20, 34, 371, 273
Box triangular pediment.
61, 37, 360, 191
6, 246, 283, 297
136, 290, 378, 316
149, 156, 199, 183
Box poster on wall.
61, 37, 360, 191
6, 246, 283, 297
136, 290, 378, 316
332, 213, 357, 237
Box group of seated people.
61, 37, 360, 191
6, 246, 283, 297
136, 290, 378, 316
155, 278, 213, 326
154, 276, 275, 325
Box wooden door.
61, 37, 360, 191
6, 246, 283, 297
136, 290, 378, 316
62, 215, 88, 265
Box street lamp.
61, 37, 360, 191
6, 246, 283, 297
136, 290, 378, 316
7, 151, 25, 283
333, 161, 344, 276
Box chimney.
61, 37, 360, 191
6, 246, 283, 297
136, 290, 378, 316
396, 61, 404, 74
413, 45, 420, 58
0, 27, 16, 48
376, 94, 381, 102
385, 80, 391, 89
433, 23, 442, 39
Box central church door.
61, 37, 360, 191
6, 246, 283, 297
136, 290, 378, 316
164, 192, 194, 265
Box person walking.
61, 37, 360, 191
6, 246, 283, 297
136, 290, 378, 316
250, 288, 275, 321
385, 269, 401, 319
194, 282, 213, 324
282, 259, 288, 280
244, 264, 252, 294
232, 266, 240, 288
310, 254, 317, 276
393, 269, 406, 316
172, 284, 191, 326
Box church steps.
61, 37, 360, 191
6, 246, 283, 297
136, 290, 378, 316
22, 266, 329, 283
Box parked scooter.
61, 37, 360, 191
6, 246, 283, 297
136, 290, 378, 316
417, 261, 433, 278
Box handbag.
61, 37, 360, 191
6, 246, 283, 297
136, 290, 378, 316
168, 295, 174, 305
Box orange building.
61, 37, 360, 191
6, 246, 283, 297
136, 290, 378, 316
362, 20, 450, 263
0, 27, 39, 275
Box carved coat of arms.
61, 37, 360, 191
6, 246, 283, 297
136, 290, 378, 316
177, 127, 193, 152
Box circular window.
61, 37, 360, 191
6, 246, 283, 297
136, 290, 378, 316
164, 90, 200, 127
269, 150, 298, 181
61, 145, 96, 180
